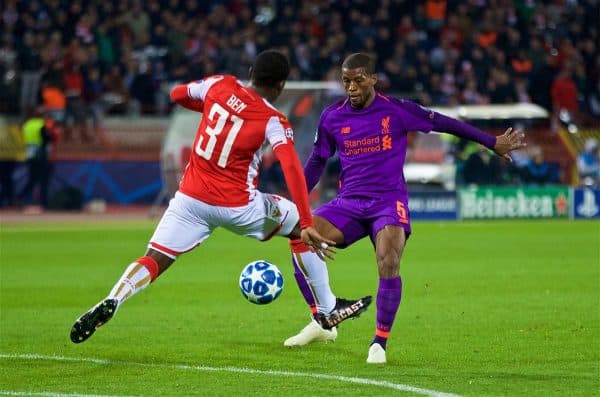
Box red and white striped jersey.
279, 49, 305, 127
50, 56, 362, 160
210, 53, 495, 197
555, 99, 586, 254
170, 75, 313, 228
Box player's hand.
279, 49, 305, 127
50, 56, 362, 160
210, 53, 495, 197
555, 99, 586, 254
493, 127, 526, 162
300, 227, 337, 261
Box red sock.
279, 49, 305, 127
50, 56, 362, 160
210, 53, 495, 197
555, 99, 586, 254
136, 256, 159, 281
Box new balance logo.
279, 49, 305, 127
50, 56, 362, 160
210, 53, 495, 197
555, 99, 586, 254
341, 126, 351, 134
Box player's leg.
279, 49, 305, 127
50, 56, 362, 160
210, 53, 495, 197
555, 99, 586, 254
365, 196, 411, 363
368, 225, 407, 364
70, 192, 213, 343
223, 192, 338, 318
288, 215, 343, 316
284, 199, 372, 346
70, 250, 171, 344
284, 217, 340, 346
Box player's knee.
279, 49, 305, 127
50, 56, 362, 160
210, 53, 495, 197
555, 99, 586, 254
376, 252, 400, 277
272, 196, 299, 236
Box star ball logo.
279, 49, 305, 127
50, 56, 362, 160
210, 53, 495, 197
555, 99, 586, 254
284, 128, 294, 141
576, 188, 599, 218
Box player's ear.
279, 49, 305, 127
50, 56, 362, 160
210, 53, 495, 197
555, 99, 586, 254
370, 73, 378, 86
278, 80, 286, 91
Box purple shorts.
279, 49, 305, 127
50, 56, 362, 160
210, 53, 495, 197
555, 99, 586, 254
314, 193, 411, 248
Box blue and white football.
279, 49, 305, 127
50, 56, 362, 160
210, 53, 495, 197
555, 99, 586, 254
239, 260, 284, 304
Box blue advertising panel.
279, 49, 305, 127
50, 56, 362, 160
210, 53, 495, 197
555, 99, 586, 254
572, 187, 600, 219
52, 160, 162, 204
408, 191, 457, 220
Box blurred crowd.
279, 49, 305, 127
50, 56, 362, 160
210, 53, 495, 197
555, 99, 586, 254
1, 0, 599, 210
1, 0, 599, 126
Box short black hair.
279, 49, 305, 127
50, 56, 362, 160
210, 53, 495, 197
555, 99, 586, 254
342, 53, 376, 74
251, 50, 290, 87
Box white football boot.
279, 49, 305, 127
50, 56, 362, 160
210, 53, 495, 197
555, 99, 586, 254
284, 320, 337, 347
366, 343, 387, 364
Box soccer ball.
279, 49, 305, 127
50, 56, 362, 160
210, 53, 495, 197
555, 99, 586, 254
239, 260, 284, 304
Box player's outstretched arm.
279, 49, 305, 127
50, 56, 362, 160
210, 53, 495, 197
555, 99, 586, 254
423, 104, 526, 161
274, 144, 336, 260
170, 84, 204, 112
493, 127, 526, 162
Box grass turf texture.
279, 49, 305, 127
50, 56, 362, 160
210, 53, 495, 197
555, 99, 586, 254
0, 219, 598, 396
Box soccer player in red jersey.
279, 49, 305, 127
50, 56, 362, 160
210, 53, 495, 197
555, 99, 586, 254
70, 50, 338, 344
284, 53, 526, 363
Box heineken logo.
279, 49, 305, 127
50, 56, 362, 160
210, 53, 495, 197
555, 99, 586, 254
460, 188, 570, 219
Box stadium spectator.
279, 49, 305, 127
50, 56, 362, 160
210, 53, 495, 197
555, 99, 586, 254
0, 36, 18, 111
462, 146, 505, 186
129, 62, 157, 114
283, 53, 525, 364
587, 78, 600, 119
0, 158, 18, 208
1, 0, 597, 127
577, 138, 600, 187
17, 109, 60, 211
41, 80, 66, 125
425, 0, 447, 33
462, 78, 488, 105
551, 63, 579, 131
522, 146, 558, 185
102, 64, 130, 114
63, 61, 90, 142
530, 53, 558, 113
17, 31, 42, 114
69, 50, 357, 345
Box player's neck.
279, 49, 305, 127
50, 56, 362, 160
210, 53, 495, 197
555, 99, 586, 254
248, 83, 278, 103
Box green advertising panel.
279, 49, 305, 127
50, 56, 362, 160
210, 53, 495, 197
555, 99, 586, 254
459, 186, 570, 219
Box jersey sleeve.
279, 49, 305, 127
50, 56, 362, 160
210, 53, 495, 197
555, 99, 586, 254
169, 75, 225, 112
302, 108, 336, 192
187, 75, 224, 101
394, 98, 496, 148
313, 108, 337, 158
392, 98, 436, 133
265, 115, 293, 150
266, 116, 313, 229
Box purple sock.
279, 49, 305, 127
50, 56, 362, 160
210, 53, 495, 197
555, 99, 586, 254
372, 276, 402, 350
292, 255, 319, 320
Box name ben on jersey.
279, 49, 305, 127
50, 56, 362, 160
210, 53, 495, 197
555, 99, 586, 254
226, 94, 247, 113
226, 93, 293, 141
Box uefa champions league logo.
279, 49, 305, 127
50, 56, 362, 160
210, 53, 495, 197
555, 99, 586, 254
577, 188, 599, 218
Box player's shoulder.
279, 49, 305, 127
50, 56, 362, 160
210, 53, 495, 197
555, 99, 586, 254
381, 94, 434, 115
320, 98, 348, 120
204, 74, 237, 90
377, 92, 410, 108
255, 95, 288, 122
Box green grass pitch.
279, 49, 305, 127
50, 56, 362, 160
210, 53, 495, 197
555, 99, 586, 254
0, 219, 598, 396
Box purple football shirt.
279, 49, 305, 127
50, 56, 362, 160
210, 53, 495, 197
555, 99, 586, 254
307, 93, 496, 198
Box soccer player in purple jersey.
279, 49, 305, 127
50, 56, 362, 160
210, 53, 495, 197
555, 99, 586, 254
284, 53, 526, 363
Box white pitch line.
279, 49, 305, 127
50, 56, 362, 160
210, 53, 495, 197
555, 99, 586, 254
0, 392, 131, 397
0, 353, 461, 397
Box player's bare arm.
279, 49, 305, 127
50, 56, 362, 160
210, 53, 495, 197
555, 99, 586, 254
300, 226, 337, 260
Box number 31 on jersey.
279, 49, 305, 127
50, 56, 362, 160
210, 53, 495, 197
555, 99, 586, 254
195, 103, 244, 168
